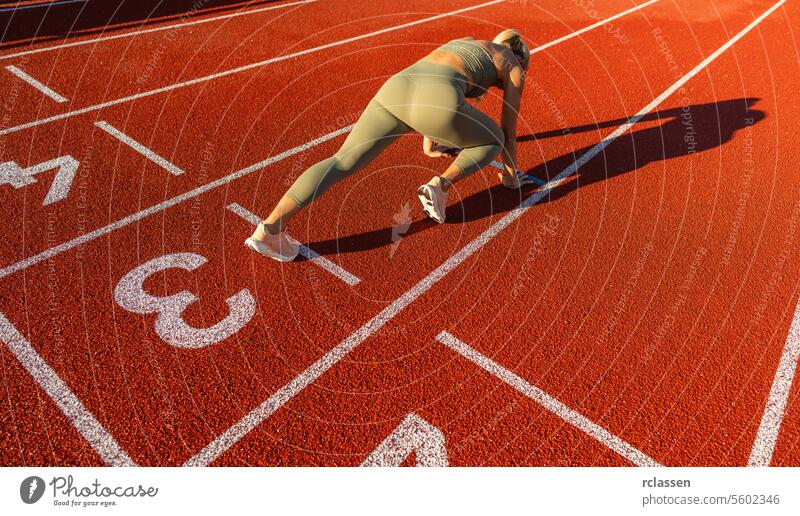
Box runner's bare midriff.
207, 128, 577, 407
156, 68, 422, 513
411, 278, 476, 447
421, 39, 495, 89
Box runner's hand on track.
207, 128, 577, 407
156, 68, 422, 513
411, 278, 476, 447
498, 170, 535, 189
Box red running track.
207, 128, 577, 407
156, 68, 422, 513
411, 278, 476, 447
1, 0, 799, 466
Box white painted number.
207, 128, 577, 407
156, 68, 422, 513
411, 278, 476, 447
114, 253, 255, 349
361, 413, 448, 467
0, 155, 78, 205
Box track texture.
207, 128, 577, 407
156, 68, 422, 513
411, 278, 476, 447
1, 0, 799, 467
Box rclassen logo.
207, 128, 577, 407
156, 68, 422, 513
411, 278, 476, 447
20, 476, 45, 504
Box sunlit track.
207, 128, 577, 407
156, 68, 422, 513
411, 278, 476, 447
1, 0, 798, 470
0, 0, 661, 278
185, 0, 787, 466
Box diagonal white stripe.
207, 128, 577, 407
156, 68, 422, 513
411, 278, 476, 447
0, 313, 135, 466
95, 121, 184, 175
226, 202, 361, 286
749, 296, 800, 466
5, 64, 68, 102
436, 331, 659, 466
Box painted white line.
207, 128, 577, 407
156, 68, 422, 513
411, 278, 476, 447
0, 312, 135, 466
0, 124, 354, 280
361, 413, 448, 467
5, 64, 67, 103
0, 0, 505, 137
436, 331, 659, 466
531, 0, 660, 53
0, 0, 318, 59
226, 202, 361, 286
183, 1, 785, 466
0, 0, 86, 13
95, 120, 184, 176
0, 1, 656, 278
749, 297, 800, 466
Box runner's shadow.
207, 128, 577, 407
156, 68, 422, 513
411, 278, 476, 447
307, 97, 764, 255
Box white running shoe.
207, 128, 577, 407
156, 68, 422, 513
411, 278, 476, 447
244, 223, 300, 262
417, 176, 449, 224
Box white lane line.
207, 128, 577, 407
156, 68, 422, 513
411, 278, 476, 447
0, 0, 318, 60
183, 0, 785, 466
95, 120, 184, 176
5, 64, 67, 102
0, 2, 657, 278
226, 202, 361, 286
749, 297, 800, 466
0, 312, 135, 466
436, 331, 659, 467
0, 0, 86, 13
531, 0, 660, 53
0, 124, 354, 280
0, 0, 505, 137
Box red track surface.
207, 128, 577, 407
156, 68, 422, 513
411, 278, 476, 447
1, 0, 799, 466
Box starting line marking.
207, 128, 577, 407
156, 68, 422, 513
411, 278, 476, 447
0, 313, 135, 466
749, 295, 800, 466
5, 64, 68, 103
0, 1, 317, 60
183, 0, 785, 466
95, 121, 184, 176
226, 202, 361, 286
435, 331, 659, 467
0, 124, 354, 280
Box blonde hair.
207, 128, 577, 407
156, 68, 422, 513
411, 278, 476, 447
493, 28, 530, 71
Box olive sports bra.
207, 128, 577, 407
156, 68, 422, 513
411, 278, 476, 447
438, 38, 498, 97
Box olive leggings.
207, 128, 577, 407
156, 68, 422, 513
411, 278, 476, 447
285, 60, 505, 208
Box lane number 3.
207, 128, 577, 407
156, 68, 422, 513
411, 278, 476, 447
114, 253, 255, 348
